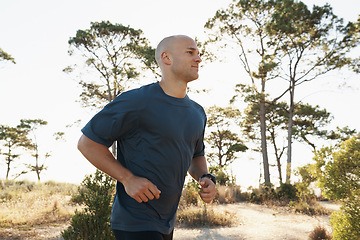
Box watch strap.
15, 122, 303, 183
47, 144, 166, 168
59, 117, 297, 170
200, 173, 216, 184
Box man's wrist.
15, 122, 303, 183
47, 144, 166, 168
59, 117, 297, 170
200, 173, 216, 184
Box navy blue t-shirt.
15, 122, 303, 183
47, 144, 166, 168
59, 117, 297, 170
81, 82, 207, 234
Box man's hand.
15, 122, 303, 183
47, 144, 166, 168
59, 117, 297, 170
122, 175, 161, 203
198, 177, 216, 203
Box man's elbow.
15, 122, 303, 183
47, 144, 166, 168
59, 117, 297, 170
77, 134, 87, 153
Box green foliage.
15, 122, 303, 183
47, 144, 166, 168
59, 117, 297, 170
62, 211, 115, 240
330, 197, 360, 240
66, 20, 158, 108
205, 106, 247, 168
292, 104, 333, 150
316, 137, 360, 200
313, 137, 360, 238
62, 170, 116, 240
209, 165, 236, 186
205, 0, 360, 185
0, 124, 31, 180
250, 183, 299, 204
276, 183, 298, 201
182, 179, 201, 206
18, 119, 49, 182
0, 48, 15, 64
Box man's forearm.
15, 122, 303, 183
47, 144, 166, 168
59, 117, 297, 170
188, 155, 209, 182
77, 134, 133, 184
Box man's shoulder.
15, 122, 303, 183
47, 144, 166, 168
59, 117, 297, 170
189, 98, 206, 115
116, 82, 158, 100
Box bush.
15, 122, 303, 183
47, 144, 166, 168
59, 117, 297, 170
308, 225, 332, 240
289, 200, 330, 216
249, 183, 300, 205
62, 211, 114, 240
249, 184, 276, 204
209, 165, 236, 186
276, 183, 298, 201
181, 179, 201, 206
330, 197, 360, 240
62, 170, 116, 240
215, 185, 249, 204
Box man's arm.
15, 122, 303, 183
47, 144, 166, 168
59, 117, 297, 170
188, 155, 216, 203
77, 134, 161, 203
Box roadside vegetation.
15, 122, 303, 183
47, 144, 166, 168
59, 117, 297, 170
0, 180, 79, 239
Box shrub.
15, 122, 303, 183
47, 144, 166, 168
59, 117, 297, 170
62, 170, 116, 240
181, 179, 201, 206
215, 185, 249, 204
276, 183, 298, 201
289, 200, 330, 216
308, 225, 332, 240
209, 165, 236, 186
330, 197, 360, 240
249, 183, 301, 205
249, 184, 276, 204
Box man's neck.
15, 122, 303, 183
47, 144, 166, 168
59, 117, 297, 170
158, 78, 187, 98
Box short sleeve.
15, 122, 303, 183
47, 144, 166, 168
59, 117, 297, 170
81, 89, 141, 147
193, 111, 207, 158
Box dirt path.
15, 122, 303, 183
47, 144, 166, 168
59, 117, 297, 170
173, 202, 335, 240
1, 202, 338, 240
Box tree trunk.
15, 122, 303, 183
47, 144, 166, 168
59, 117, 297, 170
286, 114, 293, 183
286, 84, 295, 183
260, 100, 270, 184
6, 159, 10, 181
270, 130, 283, 184
6, 147, 11, 180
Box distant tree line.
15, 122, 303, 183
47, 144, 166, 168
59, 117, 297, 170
0, 119, 64, 181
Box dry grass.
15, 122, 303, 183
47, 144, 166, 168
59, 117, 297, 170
0, 180, 80, 231
289, 199, 331, 216
176, 204, 237, 228
308, 225, 332, 240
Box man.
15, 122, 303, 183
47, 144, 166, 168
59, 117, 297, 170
77, 35, 216, 240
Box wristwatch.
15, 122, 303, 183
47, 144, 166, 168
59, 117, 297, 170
200, 173, 216, 184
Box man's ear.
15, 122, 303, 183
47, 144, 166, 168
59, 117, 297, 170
161, 52, 171, 65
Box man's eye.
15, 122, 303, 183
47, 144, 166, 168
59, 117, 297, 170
187, 51, 193, 54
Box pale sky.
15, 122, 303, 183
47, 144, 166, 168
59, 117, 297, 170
1, 0, 359, 187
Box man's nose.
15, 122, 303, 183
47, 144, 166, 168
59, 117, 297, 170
195, 54, 202, 63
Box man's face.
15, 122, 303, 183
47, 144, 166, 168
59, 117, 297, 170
168, 37, 202, 82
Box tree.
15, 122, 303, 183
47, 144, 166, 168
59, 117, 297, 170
19, 119, 52, 182
292, 104, 332, 151
243, 98, 336, 184
265, 0, 360, 182
0, 124, 30, 180
205, 0, 360, 183
242, 99, 288, 184
0, 48, 15, 64
65, 20, 158, 109
65, 21, 158, 156
205, 106, 248, 169
205, 0, 280, 184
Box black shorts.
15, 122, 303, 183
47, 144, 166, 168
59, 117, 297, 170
112, 229, 174, 240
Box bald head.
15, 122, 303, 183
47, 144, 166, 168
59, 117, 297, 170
155, 35, 195, 66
